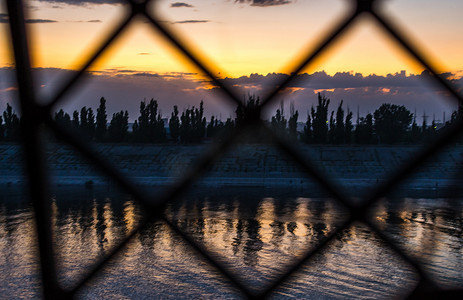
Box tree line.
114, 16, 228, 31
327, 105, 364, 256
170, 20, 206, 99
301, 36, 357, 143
0, 94, 459, 144
298, 93, 444, 144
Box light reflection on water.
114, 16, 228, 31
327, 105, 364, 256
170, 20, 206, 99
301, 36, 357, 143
0, 187, 462, 299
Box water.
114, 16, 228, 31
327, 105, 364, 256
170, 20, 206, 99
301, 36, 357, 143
0, 187, 462, 299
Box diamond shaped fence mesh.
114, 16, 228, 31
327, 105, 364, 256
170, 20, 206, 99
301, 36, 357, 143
4, 0, 463, 298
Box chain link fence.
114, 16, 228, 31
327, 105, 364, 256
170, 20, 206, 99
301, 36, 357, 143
4, 0, 463, 298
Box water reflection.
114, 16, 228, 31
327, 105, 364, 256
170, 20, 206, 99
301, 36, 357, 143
50, 189, 141, 287
0, 189, 41, 298
0, 187, 461, 299
372, 198, 463, 288
163, 192, 349, 291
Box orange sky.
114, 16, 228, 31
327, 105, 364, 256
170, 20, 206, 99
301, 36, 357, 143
0, 0, 462, 123
1, 0, 462, 78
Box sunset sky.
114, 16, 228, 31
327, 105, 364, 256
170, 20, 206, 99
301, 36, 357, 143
0, 0, 462, 121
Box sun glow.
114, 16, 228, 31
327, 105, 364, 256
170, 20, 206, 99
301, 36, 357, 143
0, 0, 461, 78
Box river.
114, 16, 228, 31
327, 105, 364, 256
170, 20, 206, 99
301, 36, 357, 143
0, 186, 461, 299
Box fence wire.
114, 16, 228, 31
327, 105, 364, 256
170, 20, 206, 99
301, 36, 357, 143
4, 0, 463, 298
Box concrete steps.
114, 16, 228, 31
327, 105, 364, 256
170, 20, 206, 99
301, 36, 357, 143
0, 144, 461, 191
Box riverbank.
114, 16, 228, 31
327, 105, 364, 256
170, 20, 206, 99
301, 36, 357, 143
1, 143, 462, 195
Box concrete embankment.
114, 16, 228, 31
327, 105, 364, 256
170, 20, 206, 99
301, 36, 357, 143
1, 143, 462, 194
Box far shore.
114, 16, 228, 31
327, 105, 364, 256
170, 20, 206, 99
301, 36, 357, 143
1, 143, 462, 197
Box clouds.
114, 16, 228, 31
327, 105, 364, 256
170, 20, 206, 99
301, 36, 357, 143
218, 71, 451, 91
36, 0, 293, 8
35, 0, 294, 8
170, 2, 194, 8
0, 67, 233, 121
218, 71, 460, 121
173, 20, 210, 24
235, 0, 293, 7
0, 13, 57, 24
0, 66, 460, 123
36, 0, 125, 5
25, 18, 58, 23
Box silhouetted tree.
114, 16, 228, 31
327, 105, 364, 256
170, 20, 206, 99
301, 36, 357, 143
95, 97, 107, 142
180, 109, 191, 143
224, 118, 235, 136
147, 99, 166, 143
420, 112, 440, 142
3, 103, 20, 141
206, 115, 222, 139
430, 118, 437, 138
311, 93, 330, 143
271, 102, 287, 137
132, 120, 138, 140
133, 99, 166, 143
78, 106, 96, 138
450, 105, 463, 125
206, 115, 215, 138
288, 103, 299, 140
301, 112, 312, 143
421, 111, 428, 140
180, 101, 206, 143
135, 101, 148, 141
36, 95, 442, 146
355, 113, 374, 144
54, 109, 72, 128
72, 110, 79, 128
169, 105, 180, 142
80, 107, 88, 132
328, 111, 335, 143
235, 95, 260, 128
86, 108, 96, 138
107, 110, 128, 142
410, 114, 421, 143
345, 110, 353, 144
192, 101, 206, 142
335, 101, 345, 144
374, 103, 412, 144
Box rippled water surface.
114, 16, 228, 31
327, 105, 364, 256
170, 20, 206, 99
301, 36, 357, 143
0, 187, 462, 299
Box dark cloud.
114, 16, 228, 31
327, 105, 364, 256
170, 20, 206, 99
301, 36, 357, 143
235, 0, 293, 7
0, 67, 459, 123
218, 71, 443, 90
25, 19, 58, 23
0, 14, 57, 23
173, 20, 210, 24
218, 70, 459, 121
130, 72, 161, 77
169, 71, 198, 76
36, 0, 125, 6
17, 67, 232, 121
103, 69, 139, 73
170, 2, 194, 8
87, 19, 102, 23
112, 71, 198, 79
